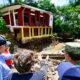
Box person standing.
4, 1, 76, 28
0, 35, 13, 68
58, 42, 80, 80
0, 35, 48, 80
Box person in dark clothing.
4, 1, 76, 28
58, 42, 80, 80
0, 35, 48, 80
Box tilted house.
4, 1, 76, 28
1, 4, 53, 43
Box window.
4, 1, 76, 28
15, 14, 18, 25
35, 13, 39, 26
24, 13, 29, 25
40, 16, 44, 26
44, 14, 49, 26
31, 15, 35, 25
3, 15, 10, 25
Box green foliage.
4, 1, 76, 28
38, 0, 56, 13
0, 17, 10, 32
26, 2, 38, 7
0, 17, 6, 28
53, 15, 61, 32
8, 0, 13, 5
69, 0, 80, 6
38, 0, 51, 10
29, 2, 38, 7
14, 0, 24, 4
54, 4, 80, 38
24, 0, 35, 3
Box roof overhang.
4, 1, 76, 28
1, 4, 53, 15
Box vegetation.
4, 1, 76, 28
0, 17, 10, 32
38, 0, 56, 13
0, 0, 79, 52
0, 0, 80, 38
54, 0, 80, 38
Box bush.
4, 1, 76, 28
0, 17, 10, 32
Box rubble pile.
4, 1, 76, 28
13, 43, 65, 79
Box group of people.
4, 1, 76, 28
0, 35, 48, 80
0, 34, 80, 80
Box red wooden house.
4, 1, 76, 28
1, 4, 53, 43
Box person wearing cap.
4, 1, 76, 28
1, 35, 13, 68
0, 35, 19, 80
58, 42, 80, 80
64, 42, 80, 65
0, 35, 48, 80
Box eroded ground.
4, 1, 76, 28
12, 42, 65, 80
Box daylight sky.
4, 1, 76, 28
51, 0, 69, 6
0, 0, 69, 6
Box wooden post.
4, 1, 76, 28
51, 28, 53, 35
13, 10, 16, 26
29, 27, 31, 38
10, 11, 14, 26
9, 11, 12, 31
45, 27, 47, 35
21, 27, 24, 40
38, 27, 40, 36
9, 12, 11, 26
41, 27, 43, 35
32, 27, 34, 37
48, 28, 50, 35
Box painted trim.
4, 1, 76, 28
1, 5, 53, 15
9, 12, 11, 26
3, 12, 9, 16
3, 12, 18, 16
1, 5, 21, 13
13, 10, 16, 26
30, 13, 35, 15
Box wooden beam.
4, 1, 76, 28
21, 27, 24, 40
9, 12, 11, 26
38, 28, 40, 36
32, 27, 34, 37
51, 29, 53, 35
13, 10, 16, 26
29, 27, 31, 38
41, 27, 43, 35
9, 11, 14, 32
23, 35, 52, 40
48, 28, 50, 35
45, 27, 47, 35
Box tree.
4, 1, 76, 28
38, 0, 56, 13
14, 0, 24, 4
69, 0, 80, 6
0, 17, 10, 32
24, 0, 35, 3
8, 0, 13, 5
54, 4, 80, 38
